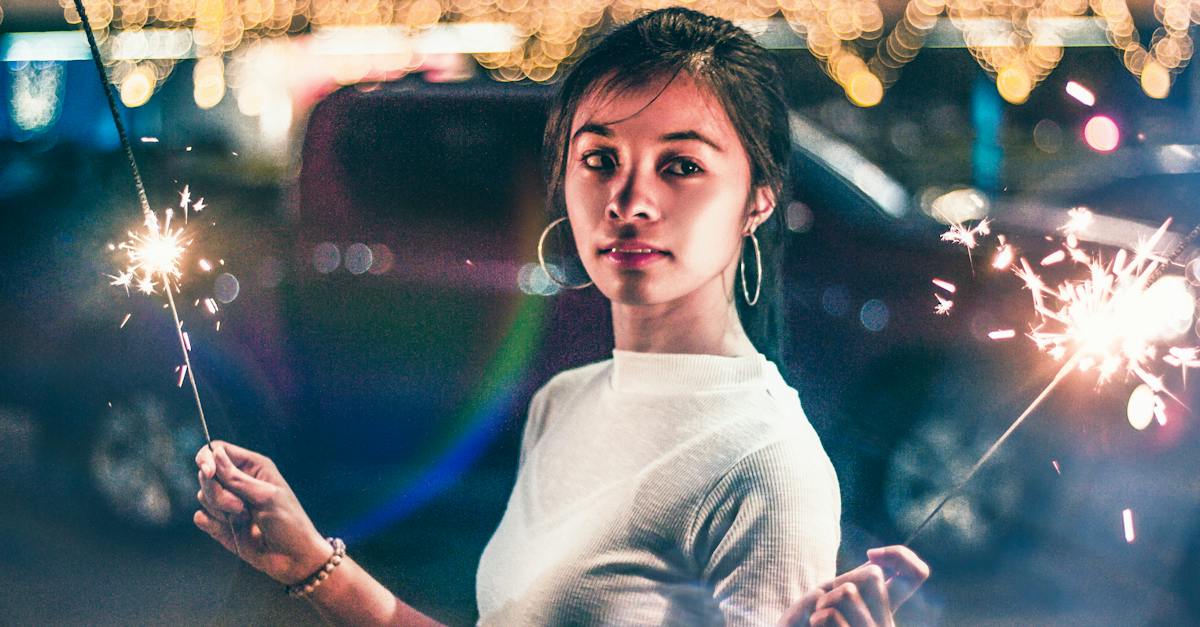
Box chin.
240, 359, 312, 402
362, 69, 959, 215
599, 279, 684, 307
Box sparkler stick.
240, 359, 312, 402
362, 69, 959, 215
903, 352, 1081, 545
72, 0, 240, 555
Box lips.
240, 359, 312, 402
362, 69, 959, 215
600, 240, 669, 269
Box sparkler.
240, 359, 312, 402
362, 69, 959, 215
72, 0, 240, 554
908, 211, 1200, 545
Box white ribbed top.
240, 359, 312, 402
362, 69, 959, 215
476, 350, 841, 626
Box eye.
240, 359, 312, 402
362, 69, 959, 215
665, 158, 703, 177
581, 151, 616, 171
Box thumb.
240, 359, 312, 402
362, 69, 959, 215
214, 445, 277, 507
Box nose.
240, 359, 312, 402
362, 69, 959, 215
605, 166, 660, 223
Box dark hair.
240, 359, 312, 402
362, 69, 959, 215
542, 7, 792, 364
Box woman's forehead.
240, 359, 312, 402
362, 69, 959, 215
569, 73, 737, 142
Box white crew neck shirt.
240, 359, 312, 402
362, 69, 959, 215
476, 350, 841, 626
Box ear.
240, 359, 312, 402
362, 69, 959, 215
745, 185, 777, 234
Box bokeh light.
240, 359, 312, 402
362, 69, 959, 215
859, 298, 890, 332
1033, 119, 1063, 153
119, 64, 155, 108
1140, 59, 1171, 99
214, 272, 240, 303
313, 242, 341, 274
1126, 383, 1158, 431
344, 243, 373, 275
996, 67, 1032, 105
1083, 115, 1120, 152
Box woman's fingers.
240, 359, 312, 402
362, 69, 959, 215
814, 583, 877, 627
866, 546, 930, 608
809, 607, 852, 627
212, 445, 278, 507
198, 470, 247, 516
845, 565, 892, 627
193, 509, 241, 555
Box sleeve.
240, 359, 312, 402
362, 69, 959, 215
686, 438, 841, 627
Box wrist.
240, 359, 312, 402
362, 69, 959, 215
285, 537, 346, 599
285, 534, 337, 586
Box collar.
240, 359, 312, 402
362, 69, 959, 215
610, 349, 776, 394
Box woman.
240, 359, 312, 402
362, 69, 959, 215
195, 8, 928, 626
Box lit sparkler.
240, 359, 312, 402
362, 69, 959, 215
908, 212, 1200, 545
73, 0, 241, 556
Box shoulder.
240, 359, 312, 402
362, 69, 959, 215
520, 358, 612, 455
703, 431, 841, 517
528, 358, 611, 416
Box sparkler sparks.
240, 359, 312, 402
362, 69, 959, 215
1060, 207, 1094, 236
908, 210, 1199, 545
941, 217, 991, 252
1123, 508, 1136, 543
113, 207, 188, 296
932, 278, 957, 293
934, 293, 954, 316
992, 237, 1015, 269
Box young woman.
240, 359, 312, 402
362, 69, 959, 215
195, 8, 928, 626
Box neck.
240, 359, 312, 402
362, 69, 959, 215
611, 284, 757, 357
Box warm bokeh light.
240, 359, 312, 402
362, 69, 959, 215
1083, 115, 1120, 152
846, 70, 883, 107
192, 56, 226, 109
1140, 59, 1171, 99
50, 0, 1200, 107
118, 64, 155, 108
996, 67, 1032, 104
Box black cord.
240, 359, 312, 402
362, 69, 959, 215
71, 0, 152, 216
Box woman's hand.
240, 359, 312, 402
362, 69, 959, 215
779, 545, 930, 627
194, 440, 332, 586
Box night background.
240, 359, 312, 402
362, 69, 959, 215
2, 0, 1199, 624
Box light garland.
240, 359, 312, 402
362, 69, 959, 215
54, 0, 1197, 108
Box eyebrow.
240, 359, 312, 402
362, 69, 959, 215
571, 123, 725, 152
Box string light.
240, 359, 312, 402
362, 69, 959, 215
52, 0, 1199, 107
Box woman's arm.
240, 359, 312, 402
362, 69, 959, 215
195, 441, 444, 627
688, 439, 841, 626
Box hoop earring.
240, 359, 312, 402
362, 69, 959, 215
739, 230, 762, 307
538, 216, 593, 290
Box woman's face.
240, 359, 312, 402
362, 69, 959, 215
563, 73, 774, 308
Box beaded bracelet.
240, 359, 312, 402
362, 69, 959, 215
286, 537, 347, 599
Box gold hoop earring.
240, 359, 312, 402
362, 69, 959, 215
538, 216, 593, 290
739, 230, 762, 307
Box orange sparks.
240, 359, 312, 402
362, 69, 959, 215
119, 313, 132, 329
1123, 508, 1135, 543
1060, 207, 1094, 236
199, 259, 213, 272
1051, 460, 1061, 474
988, 329, 1016, 340
1040, 250, 1066, 266
934, 293, 954, 316
204, 298, 218, 314
992, 244, 1014, 270
932, 278, 957, 293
